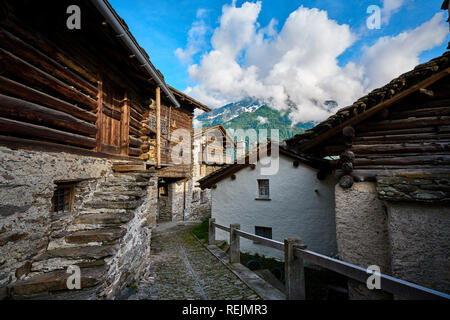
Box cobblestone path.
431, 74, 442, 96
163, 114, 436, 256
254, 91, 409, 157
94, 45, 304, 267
129, 222, 261, 300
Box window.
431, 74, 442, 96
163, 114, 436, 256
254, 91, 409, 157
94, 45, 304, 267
255, 226, 272, 244
159, 183, 168, 197
257, 179, 270, 199
200, 190, 207, 203
192, 190, 200, 202
52, 183, 75, 214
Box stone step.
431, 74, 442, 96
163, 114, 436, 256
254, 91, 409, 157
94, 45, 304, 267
100, 181, 151, 189
11, 266, 107, 297
37, 245, 117, 261
65, 228, 126, 244
74, 212, 134, 226
93, 191, 146, 201
84, 200, 142, 210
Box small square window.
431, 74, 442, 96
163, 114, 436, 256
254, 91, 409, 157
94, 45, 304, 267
257, 179, 270, 199
254, 226, 272, 244
52, 183, 75, 214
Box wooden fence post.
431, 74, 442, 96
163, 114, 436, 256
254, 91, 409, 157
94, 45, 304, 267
284, 238, 306, 300
229, 224, 241, 264
208, 218, 216, 246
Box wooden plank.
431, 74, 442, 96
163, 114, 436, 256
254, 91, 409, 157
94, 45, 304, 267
0, 28, 97, 97
0, 135, 142, 161
298, 67, 450, 152
0, 76, 97, 123
129, 147, 143, 157
235, 229, 285, 251
351, 142, 450, 154
294, 248, 450, 300
156, 87, 161, 169
0, 22, 98, 84
0, 117, 96, 148
0, 48, 97, 110
96, 80, 103, 151
358, 117, 450, 132
130, 136, 143, 148
121, 96, 130, 156
390, 106, 450, 120
0, 93, 97, 136
354, 154, 450, 166
102, 102, 121, 121
113, 164, 146, 173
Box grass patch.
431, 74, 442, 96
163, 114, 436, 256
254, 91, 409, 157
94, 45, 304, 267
191, 217, 210, 242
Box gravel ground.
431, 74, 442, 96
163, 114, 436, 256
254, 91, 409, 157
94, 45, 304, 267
128, 222, 261, 300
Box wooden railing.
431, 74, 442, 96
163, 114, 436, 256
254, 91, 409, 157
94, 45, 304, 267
208, 219, 450, 300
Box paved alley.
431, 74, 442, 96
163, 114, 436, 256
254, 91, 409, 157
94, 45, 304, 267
128, 222, 261, 300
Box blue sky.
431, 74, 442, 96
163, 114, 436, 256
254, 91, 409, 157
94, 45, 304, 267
109, 0, 448, 121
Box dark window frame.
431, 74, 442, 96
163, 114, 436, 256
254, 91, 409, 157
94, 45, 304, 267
52, 183, 76, 215
254, 226, 273, 244
257, 179, 270, 199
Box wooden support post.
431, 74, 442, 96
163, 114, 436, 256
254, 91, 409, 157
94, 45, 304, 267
96, 79, 103, 151
208, 218, 216, 246
284, 238, 306, 300
229, 224, 241, 264
156, 87, 161, 168
121, 93, 130, 156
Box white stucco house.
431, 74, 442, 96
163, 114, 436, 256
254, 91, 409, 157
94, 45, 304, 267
198, 144, 338, 260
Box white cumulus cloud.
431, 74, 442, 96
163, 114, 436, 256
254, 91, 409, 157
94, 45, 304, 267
178, 2, 448, 124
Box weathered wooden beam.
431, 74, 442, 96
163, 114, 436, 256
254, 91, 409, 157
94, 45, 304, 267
390, 106, 450, 120
0, 28, 97, 97
156, 86, 161, 169
129, 147, 143, 157
0, 94, 97, 136
102, 103, 121, 121
357, 126, 450, 137
354, 132, 450, 143
130, 136, 143, 148
0, 117, 96, 148
113, 163, 146, 173
121, 95, 130, 156
96, 79, 103, 151
0, 48, 97, 110
358, 117, 450, 132
351, 142, 450, 154
0, 76, 97, 123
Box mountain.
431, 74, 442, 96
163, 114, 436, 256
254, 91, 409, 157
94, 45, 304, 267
196, 98, 317, 141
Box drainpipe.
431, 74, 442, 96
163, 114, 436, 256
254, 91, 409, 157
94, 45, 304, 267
91, 0, 180, 108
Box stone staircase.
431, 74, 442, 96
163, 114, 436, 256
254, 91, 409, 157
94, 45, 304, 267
9, 169, 156, 299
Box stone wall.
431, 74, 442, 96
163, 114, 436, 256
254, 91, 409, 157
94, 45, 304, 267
335, 182, 392, 300
187, 186, 211, 222
335, 181, 450, 299
0, 147, 111, 299
387, 202, 450, 295
0, 147, 158, 299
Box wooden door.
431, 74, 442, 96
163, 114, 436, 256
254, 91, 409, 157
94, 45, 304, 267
100, 82, 124, 155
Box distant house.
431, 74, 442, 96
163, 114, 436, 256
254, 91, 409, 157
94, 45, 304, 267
285, 51, 450, 298
198, 144, 337, 260
188, 125, 235, 221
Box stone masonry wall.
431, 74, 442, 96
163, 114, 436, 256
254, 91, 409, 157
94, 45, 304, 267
0, 147, 112, 299
0, 147, 158, 299
387, 202, 450, 295
335, 182, 392, 300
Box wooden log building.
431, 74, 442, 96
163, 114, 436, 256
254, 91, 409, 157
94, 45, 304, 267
0, 0, 209, 175
0, 0, 210, 299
